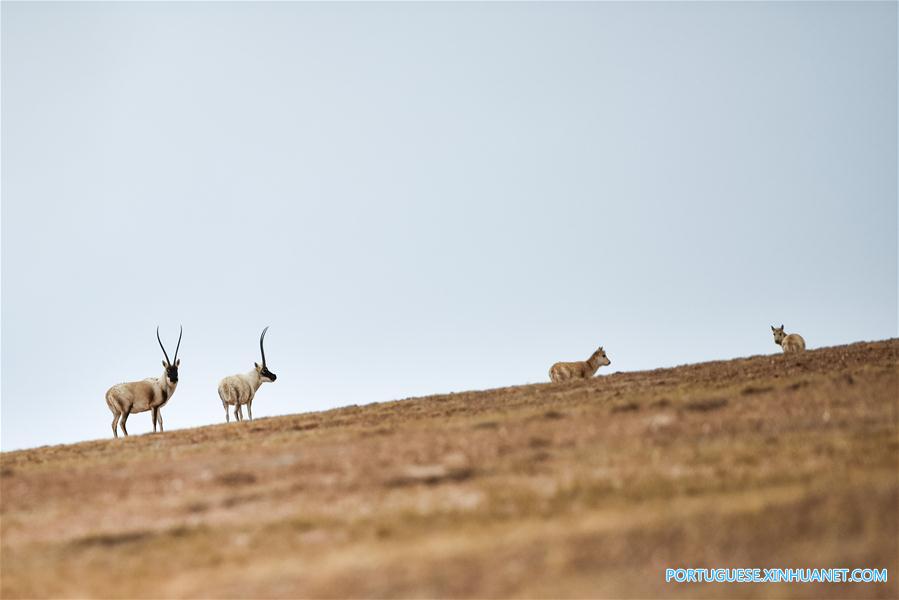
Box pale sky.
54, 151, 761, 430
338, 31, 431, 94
2, 1, 896, 451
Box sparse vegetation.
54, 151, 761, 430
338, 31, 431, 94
2, 340, 897, 598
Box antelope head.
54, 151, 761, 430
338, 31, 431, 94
592, 346, 611, 367
771, 324, 786, 346
157, 325, 182, 384
255, 326, 277, 383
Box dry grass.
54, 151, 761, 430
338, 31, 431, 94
2, 340, 898, 599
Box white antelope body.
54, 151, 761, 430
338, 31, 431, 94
218, 327, 277, 422
549, 346, 611, 382
105, 326, 182, 438
771, 324, 805, 353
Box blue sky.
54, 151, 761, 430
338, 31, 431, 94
2, 1, 896, 450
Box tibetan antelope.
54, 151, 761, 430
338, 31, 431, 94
105, 326, 182, 438
549, 346, 611, 382
218, 326, 277, 422
771, 324, 806, 353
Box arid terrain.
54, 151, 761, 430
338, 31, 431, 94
2, 340, 897, 599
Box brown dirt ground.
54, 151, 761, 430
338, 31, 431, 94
1, 340, 897, 599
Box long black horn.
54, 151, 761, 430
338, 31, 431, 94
259, 326, 270, 367
173, 325, 183, 363
157, 326, 172, 365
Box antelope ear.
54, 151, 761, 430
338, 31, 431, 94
175, 359, 181, 367
780, 324, 784, 329
162, 360, 168, 368
254, 362, 261, 370
771, 325, 776, 331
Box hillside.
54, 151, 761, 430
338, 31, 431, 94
2, 340, 897, 599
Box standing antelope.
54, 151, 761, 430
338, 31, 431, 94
105, 326, 182, 438
771, 324, 806, 353
218, 326, 277, 422
549, 346, 611, 382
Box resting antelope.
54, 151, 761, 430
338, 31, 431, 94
105, 326, 182, 438
549, 346, 611, 382
771, 324, 805, 353
218, 327, 277, 422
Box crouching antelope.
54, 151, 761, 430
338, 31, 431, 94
549, 346, 611, 382
771, 324, 805, 353
218, 327, 277, 422
105, 326, 182, 438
